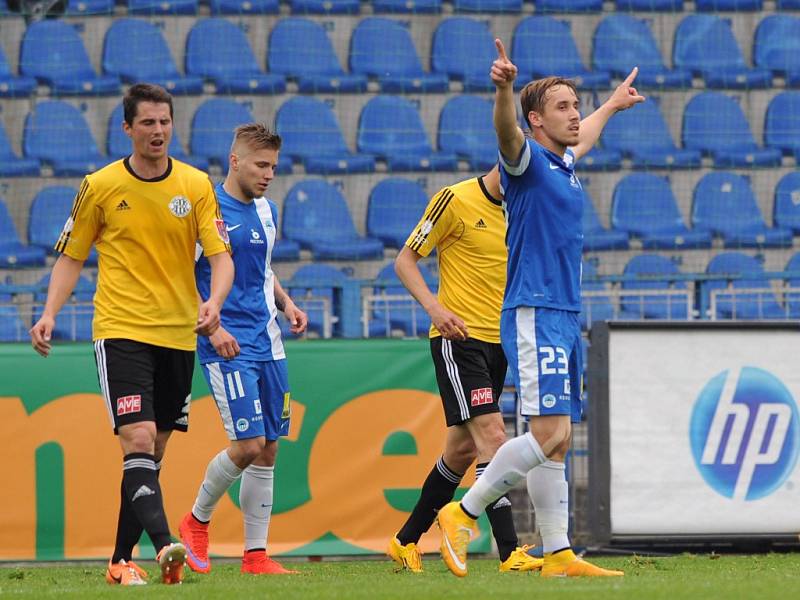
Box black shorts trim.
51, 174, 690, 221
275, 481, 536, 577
94, 338, 194, 434
430, 336, 507, 427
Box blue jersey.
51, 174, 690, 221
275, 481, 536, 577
196, 184, 284, 364
499, 139, 584, 312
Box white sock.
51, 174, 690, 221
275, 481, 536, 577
461, 433, 545, 517
240, 464, 274, 552
527, 460, 570, 553
192, 450, 242, 523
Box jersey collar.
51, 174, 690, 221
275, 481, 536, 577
478, 176, 502, 206
124, 156, 173, 182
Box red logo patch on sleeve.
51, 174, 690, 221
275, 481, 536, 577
215, 219, 230, 244
117, 395, 142, 416
470, 387, 493, 406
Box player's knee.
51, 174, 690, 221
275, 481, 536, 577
444, 441, 476, 473
118, 422, 157, 454
530, 417, 571, 459
231, 437, 265, 467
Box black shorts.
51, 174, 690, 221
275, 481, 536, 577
430, 336, 507, 427
93, 338, 194, 434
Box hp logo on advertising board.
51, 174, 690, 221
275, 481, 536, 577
689, 367, 800, 501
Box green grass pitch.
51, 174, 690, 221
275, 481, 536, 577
2, 554, 799, 599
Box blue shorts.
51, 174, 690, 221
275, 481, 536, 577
201, 359, 291, 441
501, 307, 583, 423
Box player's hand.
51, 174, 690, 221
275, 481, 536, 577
283, 301, 308, 335
210, 326, 240, 360
491, 38, 517, 90
195, 298, 221, 336
429, 304, 468, 341
29, 314, 55, 357
608, 67, 645, 112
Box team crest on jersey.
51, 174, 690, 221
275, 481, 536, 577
168, 195, 192, 218
215, 219, 229, 243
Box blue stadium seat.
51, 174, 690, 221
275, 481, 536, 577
369, 262, 435, 337
186, 19, 285, 94
438, 95, 496, 170
357, 96, 458, 172
24, 101, 110, 177
0, 198, 46, 268
692, 172, 792, 249
777, 0, 800, 8
774, 172, 800, 236
602, 101, 700, 169
271, 239, 301, 262
706, 253, 785, 320
0, 45, 36, 98
513, 17, 610, 89
208, 0, 278, 13
268, 18, 367, 93
0, 299, 26, 342
20, 21, 119, 96
106, 104, 208, 171
350, 18, 448, 93
765, 92, 800, 161
367, 178, 430, 248
583, 193, 629, 251
754, 15, 800, 86
28, 186, 76, 254
535, 0, 602, 12
289, 0, 359, 13
683, 93, 781, 169
282, 180, 384, 260
612, 174, 711, 250
65, 0, 114, 14
452, 0, 521, 12
593, 15, 692, 89
581, 261, 615, 329
0, 121, 39, 177
577, 147, 622, 171
785, 253, 800, 318
103, 19, 203, 95
621, 255, 689, 320
0, 0, 10, 14
33, 274, 94, 341
431, 18, 496, 92
276, 97, 375, 174
190, 99, 255, 166
373, 0, 441, 12
128, 0, 198, 14
614, 0, 682, 9
285, 264, 348, 337
695, 0, 762, 9
673, 15, 772, 89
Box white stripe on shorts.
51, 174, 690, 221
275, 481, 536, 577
233, 370, 245, 398
207, 363, 236, 438
93, 339, 115, 427
516, 307, 541, 416
442, 339, 470, 422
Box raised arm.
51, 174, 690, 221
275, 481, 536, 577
571, 67, 646, 161
395, 246, 468, 341
491, 38, 525, 164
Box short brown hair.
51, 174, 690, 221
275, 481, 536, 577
232, 123, 282, 153
123, 83, 173, 125
519, 77, 579, 129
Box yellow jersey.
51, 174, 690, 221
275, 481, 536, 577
406, 176, 506, 343
55, 157, 230, 350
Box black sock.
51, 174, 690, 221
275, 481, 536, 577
112, 460, 162, 563
477, 462, 519, 563
396, 456, 463, 546
121, 454, 171, 553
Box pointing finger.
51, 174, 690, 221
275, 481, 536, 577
622, 66, 638, 87
495, 38, 509, 62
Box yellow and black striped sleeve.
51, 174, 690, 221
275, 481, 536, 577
404, 187, 457, 257
54, 177, 99, 260
196, 177, 231, 257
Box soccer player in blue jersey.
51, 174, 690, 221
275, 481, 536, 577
437, 40, 644, 578
179, 123, 308, 576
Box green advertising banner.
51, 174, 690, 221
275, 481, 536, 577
0, 340, 490, 560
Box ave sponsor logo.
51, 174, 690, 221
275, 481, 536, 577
470, 387, 493, 407
116, 395, 142, 416
690, 367, 800, 501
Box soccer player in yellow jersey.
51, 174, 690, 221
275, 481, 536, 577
29, 84, 234, 586
386, 166, 542, 574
